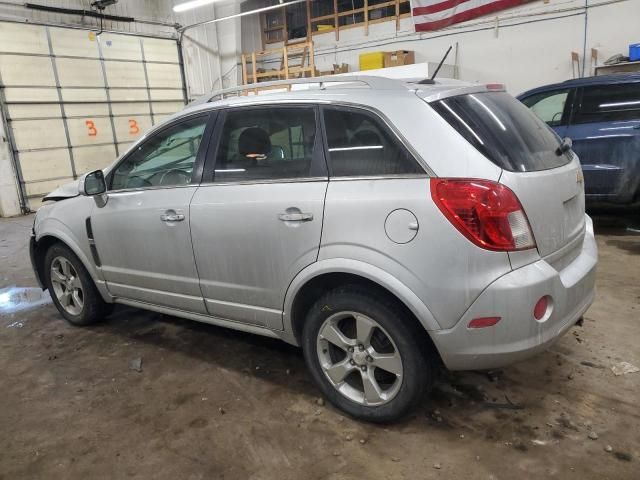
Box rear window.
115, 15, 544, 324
574, 83, 640, 124
432, 92, 569, 172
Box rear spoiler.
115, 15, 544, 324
417, 83, 506, 103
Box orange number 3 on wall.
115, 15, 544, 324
129, 119, 140, 135
85, 120, 97, 137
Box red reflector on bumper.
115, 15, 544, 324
468, 317, 501, 329
534, 296, 550, 320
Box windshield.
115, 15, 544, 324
431, 92, 570, 172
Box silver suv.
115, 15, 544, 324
30, 76, 597, 422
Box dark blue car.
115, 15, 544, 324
518, 74, 640, 204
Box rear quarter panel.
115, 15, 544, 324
318, 177, 512, 330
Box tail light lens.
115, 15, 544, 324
431, 178, 536, 251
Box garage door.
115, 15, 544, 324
0, 22, 186, 211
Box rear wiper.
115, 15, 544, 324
556, 137, 572, 156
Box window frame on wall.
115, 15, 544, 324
260, 0, 411, 47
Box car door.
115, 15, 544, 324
90, 112, 216, 313
189, 105, 327, 330
520, 87, 574, 138
564, 83, 640, 201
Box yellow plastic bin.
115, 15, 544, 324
359, 51, 385, 71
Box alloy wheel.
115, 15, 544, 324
316, 311, 403, 406
50, 256, 84, 316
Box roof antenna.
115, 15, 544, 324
418, 45, 453, 85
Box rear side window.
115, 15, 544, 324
573, 83, 640, 124
322, 107, 423, 177
521, 89, 570, 127
213, 107, 317, 182
432, 92, 569, 172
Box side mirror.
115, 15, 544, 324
83, 170, 106, 196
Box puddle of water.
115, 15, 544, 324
0, 286, 52, 318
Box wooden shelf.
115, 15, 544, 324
242, 40, 316, 89
260, 0, 411, 48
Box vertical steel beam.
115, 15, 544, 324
139, 37, 155, 126
45, 26, 78, 179
0, 68, 28, 213
176, 38, 189, 105
96, 34, 120, 157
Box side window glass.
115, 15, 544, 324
323, 108, 422, 177
214, 107, 316, 182
521, 90, 569, 126
574, 84, 640, 124
111, 116, 208, 190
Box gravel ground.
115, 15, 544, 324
1, 211, 638, 480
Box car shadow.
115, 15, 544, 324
98, 305, 318, 397
589, 205, 640, 255
94, 304, 541, 429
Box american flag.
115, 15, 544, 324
411, 0, 529, 32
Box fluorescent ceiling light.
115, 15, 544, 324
174, 0, 222, 13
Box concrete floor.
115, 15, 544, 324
1, 211, 638, 480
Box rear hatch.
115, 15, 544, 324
428, 90, 585, 259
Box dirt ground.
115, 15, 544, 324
1, 211, 638, 480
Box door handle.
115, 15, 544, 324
278, 212, 313, 222
160, 212, 185, 222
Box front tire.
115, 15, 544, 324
44, 243, 110, 326
302, 286, 433, 422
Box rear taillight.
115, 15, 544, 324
430, 178, 536, 252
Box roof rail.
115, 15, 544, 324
199, 75, 409, 103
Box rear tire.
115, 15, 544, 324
44, 243, 110, 326
302, 285, 434, 422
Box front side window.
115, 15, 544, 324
574, 83, 640, 124
111, 116, 208, 190
323, 108, 422, 177
521, 89, 570, 126
213, 107, 316, 182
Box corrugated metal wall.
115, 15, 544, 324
0, 1, 245, 99
175, 1, 242, 100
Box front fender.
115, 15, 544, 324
35, 216, 112, 302
282, 258, 442, 337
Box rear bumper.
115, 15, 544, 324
431, 215, 598, 371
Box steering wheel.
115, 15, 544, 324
125, 176, 152, 188
158, 169, 192, 186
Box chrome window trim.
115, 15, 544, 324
107, 183, 197, 195
198, 176, 328, 188
328, 173, 430, 182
